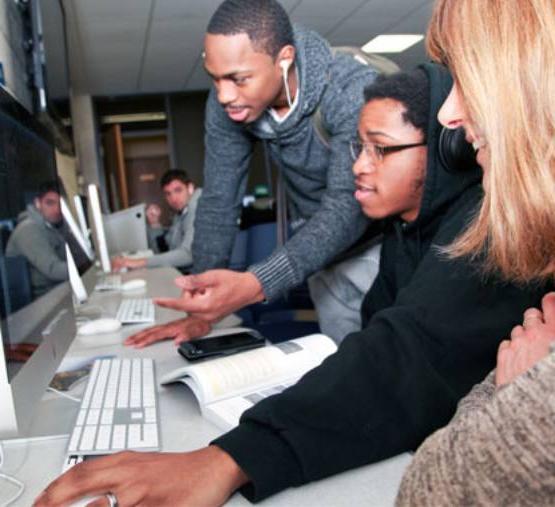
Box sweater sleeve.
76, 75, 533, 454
213, 215, 546, 501
248, 62, 374, 300
395, 353, 555, 506
192, 90, 252, 273
147, 191, 201, 269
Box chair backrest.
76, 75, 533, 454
0, 255, 32, 317
228, 230, 248, 271
246, 222, 277, 265
0, 226, 11, 255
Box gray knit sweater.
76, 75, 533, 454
192, 25, 376, 300
396, 351, 555, 505
6, 204, 68, 297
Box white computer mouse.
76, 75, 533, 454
121, 279, 147, 291
78, 318, 122, 335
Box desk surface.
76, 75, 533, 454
2, 267, 411, 506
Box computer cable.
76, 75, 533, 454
46, 387, 81, 403
0, 442, 25, 506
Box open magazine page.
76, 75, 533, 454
187, 334, 336, 404
160, 334, 336, 406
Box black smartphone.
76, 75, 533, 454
178, 330, 266, 361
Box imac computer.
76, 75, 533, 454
104, 204, 148, 255
87, 184, 111, 273
0, 86, 77, 439
60, 197, 94, 262
73, 194, 92, 255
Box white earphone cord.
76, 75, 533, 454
281, 61, 293, 108
0, 442, 25, 506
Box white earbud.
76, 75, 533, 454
280, 60, 293, 108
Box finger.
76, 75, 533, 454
35, 458, 121, 506
131, 326, 174, 348
541, 292, 555, 324
133, 332, 171, 349
173, 335, 189, 345
154, 297, 191, 312
522, 307, 544, 328
510, 325, 525, 342
497, 339, 511, 353
124, 326, 161, 345
174, 273, 215, 291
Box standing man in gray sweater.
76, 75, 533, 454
157, 0, 380, 342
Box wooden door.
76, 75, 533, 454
102, 124, 128, 211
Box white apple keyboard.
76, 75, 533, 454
115, 298, 155, 324
95, 274, 122, 291
64, 358, 160, 467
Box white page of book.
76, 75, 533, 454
178, 334, 336, 405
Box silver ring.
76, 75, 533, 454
105, 492, 118, 507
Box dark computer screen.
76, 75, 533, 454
0, 86, 63, 380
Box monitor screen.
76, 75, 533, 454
0, 86, 77, 438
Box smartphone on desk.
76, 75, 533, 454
178, 330, 266, 361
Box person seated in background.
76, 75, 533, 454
111, 169, 202, 272
6, 181, 85, 299
396, 0, 555, 504
35, 62, 548, 507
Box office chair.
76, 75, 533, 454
0, 255, 32, 317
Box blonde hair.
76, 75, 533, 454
427, 0, 555, 283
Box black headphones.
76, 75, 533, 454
438, 127, 478, 172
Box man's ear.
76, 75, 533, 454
276, 45, 296, 70
34, 197, 41, 210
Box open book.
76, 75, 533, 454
160, 333, 337, 431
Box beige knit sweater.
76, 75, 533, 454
396, 351, 555, 506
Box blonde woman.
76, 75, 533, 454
397, 0, 555, 504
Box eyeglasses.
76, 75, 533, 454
349, 139, 426, 163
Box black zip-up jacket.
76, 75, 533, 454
213, 63, 550, 501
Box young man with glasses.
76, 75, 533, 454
36, 63, 547, 507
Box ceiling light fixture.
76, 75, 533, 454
362, 34, 424, 54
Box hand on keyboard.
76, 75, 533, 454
123, 316, 212, 348
34, 447, 249, 507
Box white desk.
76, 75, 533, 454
2, 267, 411, 506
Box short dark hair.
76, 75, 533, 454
207, 0, 294, 58
37, 180, 60, 199
363, 69, 430, 138
160, 169, 192, 189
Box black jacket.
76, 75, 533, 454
213, 64, 549, 501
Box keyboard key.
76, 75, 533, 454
80, 426, 97, 451
86, 409, 101, 426
101, 408, 114, 425
112, 425, 127, 450
95, 425, 112, 450
68, 425, 83, 452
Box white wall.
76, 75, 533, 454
0, 0, 32, 111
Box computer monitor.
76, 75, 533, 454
60, 197, 94, 261
0, 86, 77, 439
87, 184, 111, 273
104, 204, 148, 255
73, 194, 92, 255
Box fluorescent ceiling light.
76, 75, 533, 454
362, 34, 424, 54
100, 112, 167, 125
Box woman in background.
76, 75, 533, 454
397, 0, 555, 504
